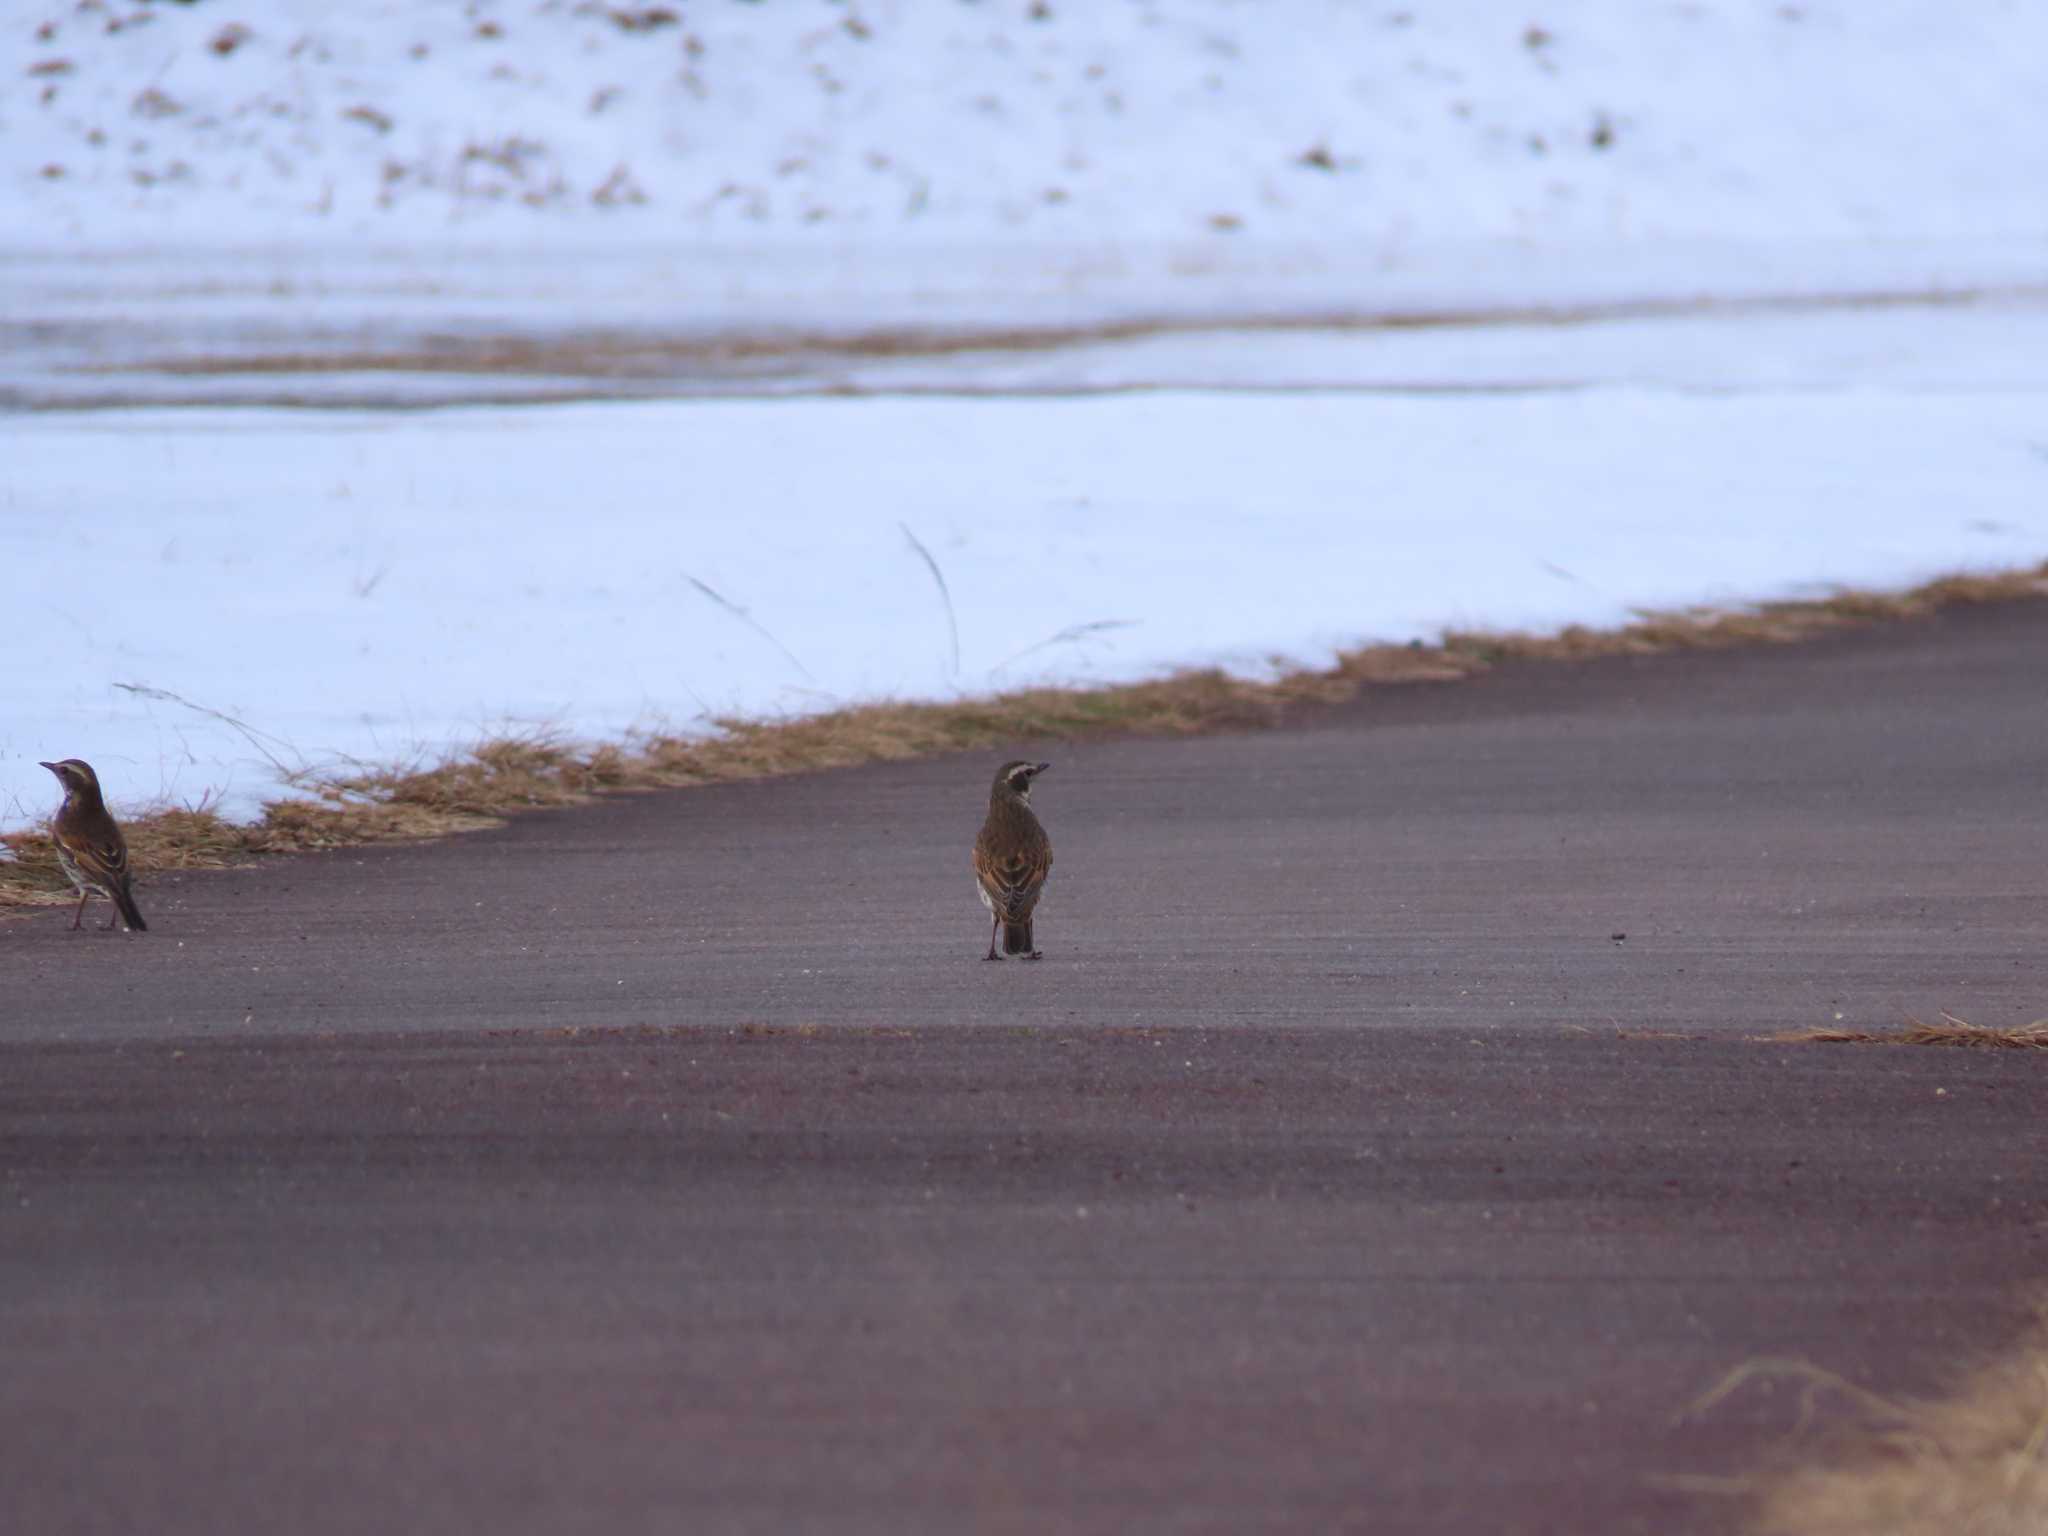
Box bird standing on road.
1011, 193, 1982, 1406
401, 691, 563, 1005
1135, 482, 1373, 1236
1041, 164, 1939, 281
972, 759, 1053, 961
39, 758, 148, 933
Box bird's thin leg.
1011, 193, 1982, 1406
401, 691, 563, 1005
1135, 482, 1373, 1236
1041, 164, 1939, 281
985, 913, 1003, 961
70, 890, 88, 930
102, 906, 121, 931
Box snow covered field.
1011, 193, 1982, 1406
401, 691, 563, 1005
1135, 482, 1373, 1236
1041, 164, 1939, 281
11, 1, 2048, 333
6, 2, 2047, 832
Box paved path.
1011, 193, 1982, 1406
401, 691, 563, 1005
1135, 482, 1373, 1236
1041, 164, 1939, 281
6, 600, 2047, 1532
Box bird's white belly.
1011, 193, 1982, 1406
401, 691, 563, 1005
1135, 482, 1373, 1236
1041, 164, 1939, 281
53, 844, 92, 894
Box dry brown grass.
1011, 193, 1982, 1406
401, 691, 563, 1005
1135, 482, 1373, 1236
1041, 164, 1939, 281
1687, 1308, 2048, 1536
116, 284, 2017, 383
1774, 1012, 2048, 1050
5, 565, 2045, 916
1, 798, 254, 914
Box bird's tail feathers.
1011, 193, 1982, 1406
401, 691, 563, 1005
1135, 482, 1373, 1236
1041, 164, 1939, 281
1002, 919, 1033, 955
111, 881, 147, 933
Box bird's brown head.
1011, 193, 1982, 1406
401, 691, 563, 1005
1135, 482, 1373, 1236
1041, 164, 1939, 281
39, 758, 104, 805
992, 759, 1051, 802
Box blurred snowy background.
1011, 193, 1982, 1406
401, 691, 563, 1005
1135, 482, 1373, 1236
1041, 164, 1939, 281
5, 0, 2047, 826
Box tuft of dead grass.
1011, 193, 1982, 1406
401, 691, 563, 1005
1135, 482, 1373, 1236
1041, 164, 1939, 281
1686, 1307, 2048, 1536
1774, 1012, 2048, 1050
5, 565, 2047, 916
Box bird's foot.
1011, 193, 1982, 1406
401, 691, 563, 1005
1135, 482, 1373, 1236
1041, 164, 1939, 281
983, 952, 1004, 962
1022, 950, 1045, 961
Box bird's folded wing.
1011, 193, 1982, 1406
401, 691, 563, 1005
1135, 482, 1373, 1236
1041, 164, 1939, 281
68, 834, 131, 885
977, 848, 1047, 916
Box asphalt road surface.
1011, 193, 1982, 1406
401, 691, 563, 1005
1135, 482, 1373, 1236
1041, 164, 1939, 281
6, 600, 2047, 1534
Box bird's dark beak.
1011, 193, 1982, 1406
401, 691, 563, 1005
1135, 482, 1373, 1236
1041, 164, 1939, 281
38, 761, 58, 774
1034, 761, 1052, 774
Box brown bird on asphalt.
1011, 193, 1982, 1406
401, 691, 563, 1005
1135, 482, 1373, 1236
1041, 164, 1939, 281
39, 758, 147, 933
972, 759, 1053, 961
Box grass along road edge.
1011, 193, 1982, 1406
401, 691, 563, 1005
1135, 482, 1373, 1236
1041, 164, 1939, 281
6, 563, 2047, 917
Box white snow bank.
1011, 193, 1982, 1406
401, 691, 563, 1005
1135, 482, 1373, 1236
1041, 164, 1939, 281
8, 0, 2047, 329
6, 386, 2046, 831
